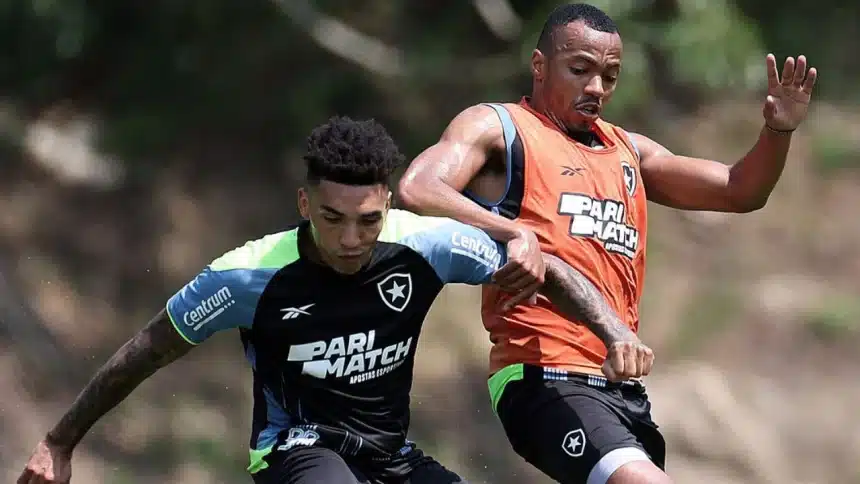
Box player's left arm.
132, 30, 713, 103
412, 219, 652, 380
537, 254, 652, 381
501, 252, 650, 378
635, 54, 817, 213
522, 254, 639, 348
410, 218, 622, 332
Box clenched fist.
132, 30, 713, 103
493, 228, 545, 309
601, 339, 654, 382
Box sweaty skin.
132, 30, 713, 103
399, 20, 817, 350
25, 254, 633, 459
16, 215, 640, 484
399, 17, 816, 484
401, 22, 817, 225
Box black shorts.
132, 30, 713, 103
252, 444, 466, 484
494, 364, 666, 484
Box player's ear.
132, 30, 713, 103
531, 48, 545, 81
297, 187, 310, 220
385, 190, 392, 211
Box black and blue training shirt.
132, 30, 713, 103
165, 209, 507, 473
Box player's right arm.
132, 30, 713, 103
398, 104, 545, 299
17, 310, 192, 484
18, 262, 253, 484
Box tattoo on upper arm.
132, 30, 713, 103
540, 254, 634, 346
46, 309, 193, 451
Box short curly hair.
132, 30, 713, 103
537, 4, 618, 55
304, 115, 405, 187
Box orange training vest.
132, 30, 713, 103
480, 98, 648, 375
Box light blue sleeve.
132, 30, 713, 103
166, 267, 273, 345
165, 230, 300, 345
398, 221, 508, 285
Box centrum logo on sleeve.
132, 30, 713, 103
450, 231, 502, 269
182, 286, 235, 330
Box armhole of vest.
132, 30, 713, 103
463, 103, 525, 219
620, 128, 641, 163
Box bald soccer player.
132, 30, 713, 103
399, 4, 817, 484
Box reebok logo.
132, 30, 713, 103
281, 304, 314, 320
561, 165, 584, 176
287, 330, 413, 384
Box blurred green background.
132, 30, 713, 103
1, 1, 859, 483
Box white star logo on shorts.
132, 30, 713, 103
561, 428, 586, 458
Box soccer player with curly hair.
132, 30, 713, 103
19, 115, 641, 484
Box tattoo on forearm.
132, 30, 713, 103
46, 309, 192, 451
541, 254, 635, 346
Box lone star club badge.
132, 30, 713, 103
621, 161, 637, 197
377, 273, 412, 312
561, 428, 586, 458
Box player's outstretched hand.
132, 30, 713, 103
17, 439, 72, 484
763, 54, 817, 132
601, 338, 654, 382
494, 228, 545, 309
